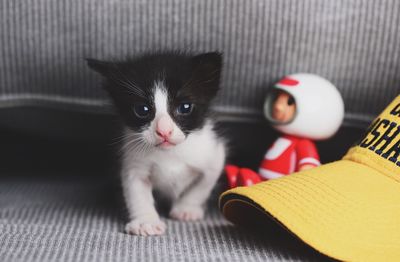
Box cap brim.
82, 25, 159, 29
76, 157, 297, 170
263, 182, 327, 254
220, 160, 400, 262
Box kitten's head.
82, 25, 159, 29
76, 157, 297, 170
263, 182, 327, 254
87, 51, 222, 149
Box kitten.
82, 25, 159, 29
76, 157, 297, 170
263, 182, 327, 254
87, 51, 226, 236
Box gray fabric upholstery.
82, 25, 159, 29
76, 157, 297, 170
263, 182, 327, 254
1, 0, 399, 126
0, 178, 329, 262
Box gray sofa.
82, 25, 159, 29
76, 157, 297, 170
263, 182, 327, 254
1, 0, 399, 261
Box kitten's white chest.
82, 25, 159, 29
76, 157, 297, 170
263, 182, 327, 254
150, 151, 199, 198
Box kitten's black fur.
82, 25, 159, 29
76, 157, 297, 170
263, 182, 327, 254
87, 51, 223, 134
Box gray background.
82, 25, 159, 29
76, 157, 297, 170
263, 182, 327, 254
1, 0, 399, 126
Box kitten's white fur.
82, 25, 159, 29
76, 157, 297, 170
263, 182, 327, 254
121, 82, 225, 236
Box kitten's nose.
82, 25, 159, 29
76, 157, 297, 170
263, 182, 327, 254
156, 115, 173, 139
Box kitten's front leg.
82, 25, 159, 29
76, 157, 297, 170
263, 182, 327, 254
170, 167, 222, 221
122, 168, 166, 236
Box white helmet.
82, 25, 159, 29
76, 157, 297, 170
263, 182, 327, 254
264, 73, 344, 140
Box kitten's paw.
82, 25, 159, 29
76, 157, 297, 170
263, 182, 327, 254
169, 204, 204, 221
125, 218, 166, 236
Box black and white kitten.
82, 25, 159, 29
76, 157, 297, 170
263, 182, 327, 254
87, 52, 226, 236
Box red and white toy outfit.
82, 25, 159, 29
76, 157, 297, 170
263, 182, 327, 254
225, 73, 344, 189
258, 135, 320, 180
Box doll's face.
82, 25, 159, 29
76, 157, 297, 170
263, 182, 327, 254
272, 91, 296, 123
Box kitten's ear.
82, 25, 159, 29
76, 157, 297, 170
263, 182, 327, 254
191, 52, 223, 77
86, 58, 115, 76
191, 52, 223, 98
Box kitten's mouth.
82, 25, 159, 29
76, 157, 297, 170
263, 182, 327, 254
156, 140, 176, 148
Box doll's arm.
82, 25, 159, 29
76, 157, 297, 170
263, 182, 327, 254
296, 139, 320, 171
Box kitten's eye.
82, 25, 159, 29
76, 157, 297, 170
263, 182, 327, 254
133, 104, 151, 118
177, 103, 193, 115
287, 97, 295, 106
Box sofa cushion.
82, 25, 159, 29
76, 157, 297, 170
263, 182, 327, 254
0, 177, 332, 261
1, 0, 399, 128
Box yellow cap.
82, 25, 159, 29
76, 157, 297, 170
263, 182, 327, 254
220, 95, 400, 262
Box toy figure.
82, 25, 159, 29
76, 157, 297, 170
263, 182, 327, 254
226, 73, 344, 188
